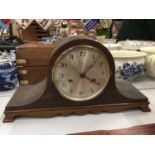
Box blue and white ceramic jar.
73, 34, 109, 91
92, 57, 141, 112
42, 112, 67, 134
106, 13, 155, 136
0, 54, 18, 91
110, 50, 147, 81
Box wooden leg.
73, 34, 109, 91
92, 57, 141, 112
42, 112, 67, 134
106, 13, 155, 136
3, 114, 15, 123
140, 104, 151, 112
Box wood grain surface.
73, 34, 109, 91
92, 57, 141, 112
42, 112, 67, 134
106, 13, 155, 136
70, 123, 155, 135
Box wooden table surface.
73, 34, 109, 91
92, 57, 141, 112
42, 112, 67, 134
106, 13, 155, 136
71, 123, 155, 135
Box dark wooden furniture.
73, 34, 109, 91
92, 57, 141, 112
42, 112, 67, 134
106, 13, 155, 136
70, 123, 155, 135
3, 37, 150, 122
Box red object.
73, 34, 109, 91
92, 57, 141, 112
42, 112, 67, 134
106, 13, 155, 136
66, 20, 72, 27
1, 19, 11, 25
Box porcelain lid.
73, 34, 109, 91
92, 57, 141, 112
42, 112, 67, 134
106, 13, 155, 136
110, 50, 147, 58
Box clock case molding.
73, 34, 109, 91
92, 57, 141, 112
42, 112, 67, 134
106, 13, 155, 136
3, 36, 150, 122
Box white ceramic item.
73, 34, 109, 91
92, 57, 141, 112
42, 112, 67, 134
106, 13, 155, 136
103, 43, 121, 50
118, 40, 155, 51
95, 38, 120, 50
96, 37, 116, 44
110, 50, 146, 70
0, 54, 7, 63
140, 46, 155, 78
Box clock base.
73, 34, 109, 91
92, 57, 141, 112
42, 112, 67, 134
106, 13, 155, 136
3, 79, 150, 122
3, 101, 150, 123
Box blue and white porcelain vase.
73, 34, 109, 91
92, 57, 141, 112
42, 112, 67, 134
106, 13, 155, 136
0, 55, 18, 91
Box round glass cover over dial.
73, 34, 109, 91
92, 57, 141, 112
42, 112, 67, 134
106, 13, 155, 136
52, 45, 110, 102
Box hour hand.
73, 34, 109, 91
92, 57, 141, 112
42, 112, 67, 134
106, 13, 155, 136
87, 77, 100, 86
80, 73, 100, 86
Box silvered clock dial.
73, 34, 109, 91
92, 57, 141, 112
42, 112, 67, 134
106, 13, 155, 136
52, 45, 110, 101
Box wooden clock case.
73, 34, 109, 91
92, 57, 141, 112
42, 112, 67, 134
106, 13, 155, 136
3, 36, 150, 122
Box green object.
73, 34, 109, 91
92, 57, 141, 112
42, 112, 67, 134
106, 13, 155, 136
96, 28, 110, 38
117, 19, 155, 41
62, 24, 67, 28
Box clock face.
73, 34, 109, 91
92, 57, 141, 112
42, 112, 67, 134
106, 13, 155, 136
52, 45, 110, 102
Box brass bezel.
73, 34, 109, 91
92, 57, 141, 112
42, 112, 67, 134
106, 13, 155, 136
51, 45, 111, 102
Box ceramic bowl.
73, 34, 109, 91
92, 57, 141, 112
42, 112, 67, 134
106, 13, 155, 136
95, 38, 120, 50
140, 46, 155, 78
96, 37, 116, 44
110, 50, 147, 80
0, 57, 18, 90
103, 43, 121, 50
118, 40, 155, 51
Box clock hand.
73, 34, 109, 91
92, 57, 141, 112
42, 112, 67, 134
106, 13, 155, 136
81, 74, 100, 86
83, 56, 100, 74
86, 76, 100, 86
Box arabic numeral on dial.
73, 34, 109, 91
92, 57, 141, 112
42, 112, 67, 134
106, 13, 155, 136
70, 89, 73, 94
80, 50, 86, 57
60, 62, 67, 68
98, 61, 103, 66
61, 82, 67, 88
58, 73, 64, 78
69, 54, 74, 60
97, 82, 101, 86
92, 54, 96, 59
90, 88, 94, 93
79, 91, 84, 96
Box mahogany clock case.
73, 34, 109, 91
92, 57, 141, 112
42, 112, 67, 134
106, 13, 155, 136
3, 36, 151, 122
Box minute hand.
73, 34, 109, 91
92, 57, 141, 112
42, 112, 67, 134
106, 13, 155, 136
83, 56, 100, 74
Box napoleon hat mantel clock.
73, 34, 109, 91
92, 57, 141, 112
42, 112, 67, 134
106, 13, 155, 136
3, 36, 150, 122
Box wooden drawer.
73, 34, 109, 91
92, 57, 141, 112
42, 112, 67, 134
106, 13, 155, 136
15, 42, 54, 85
18, 66, 48, 85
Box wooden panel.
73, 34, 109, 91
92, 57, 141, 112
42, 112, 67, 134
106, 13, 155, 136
18, 66, 48, 85
16, 42, 55, 66
15, 42, 54, 85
